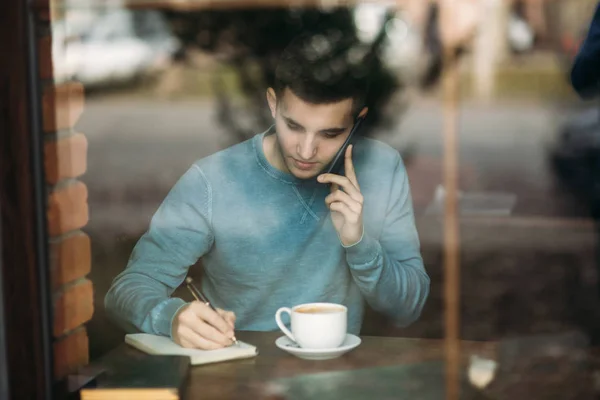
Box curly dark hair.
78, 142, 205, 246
273, 31, 372, 116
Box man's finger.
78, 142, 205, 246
178, 326, 224, 350
344, 145, 359, 189
328, 181, 363, 205
193, 320, 233, 347
184, 309, 233, 346
319, 174, 359, 197
179, 337, 194, 349
325, 190, 362, 213
189, 301, 233, 335
217, 309, 236, 329
329, 201, 357, 222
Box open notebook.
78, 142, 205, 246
125, 333, 258, 366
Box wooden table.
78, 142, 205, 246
91, 331, 497, 399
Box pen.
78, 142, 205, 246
185, 277, 239, 346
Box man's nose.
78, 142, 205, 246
297, 135, 317, 160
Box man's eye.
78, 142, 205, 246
287, 123, 301, 131
323, 132, 342, 139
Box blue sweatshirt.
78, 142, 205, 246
104, 128, 430, 338
572, 2, 600, 99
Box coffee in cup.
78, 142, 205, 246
275, 302, 347, 349
295, 305, 343, 314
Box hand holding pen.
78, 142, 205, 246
171, 277, 238, 350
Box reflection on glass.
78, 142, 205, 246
48, 0, 600, 397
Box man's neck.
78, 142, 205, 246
262, 132, 290, 174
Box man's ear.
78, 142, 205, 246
357, 107, 369, 119
266, 88, 277, 119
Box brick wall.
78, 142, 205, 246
37, 5, 93, 379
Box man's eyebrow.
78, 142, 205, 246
283, 115, 347, 135
283, 116, 304, 128
283, 115, 348, 134
318, 127, 347, 135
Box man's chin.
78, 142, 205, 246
291, 169, 320, 180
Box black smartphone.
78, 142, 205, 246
325, 116, 365, 175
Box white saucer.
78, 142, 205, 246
275, 334, 361, 360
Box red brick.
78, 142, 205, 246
53, 279, 94, 337
45, 133, 88, 184
47, 181, 88, 236
38, 36, 53, 80
53, 327, 89, 379
42, 82, 85, 133
50, 232, 91, 290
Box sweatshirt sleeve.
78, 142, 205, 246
571, 3, 600, 99
104, 164, 214, 338
344, 156, 430, 327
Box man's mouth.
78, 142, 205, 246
292, 159, 318, 171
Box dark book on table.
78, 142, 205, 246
79, 354, 190, 400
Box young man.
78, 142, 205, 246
105, 32, 430, 350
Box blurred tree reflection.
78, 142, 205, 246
162, 7, 404, 142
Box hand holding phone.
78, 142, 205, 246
325, 116, 365, 175
318, 143, 365, 246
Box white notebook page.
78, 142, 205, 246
125, 333, 258, 365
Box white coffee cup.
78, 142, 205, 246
275, 302, 347, 349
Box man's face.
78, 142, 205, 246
267, 88, 355, 180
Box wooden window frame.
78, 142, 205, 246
0, 0, 56, 398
